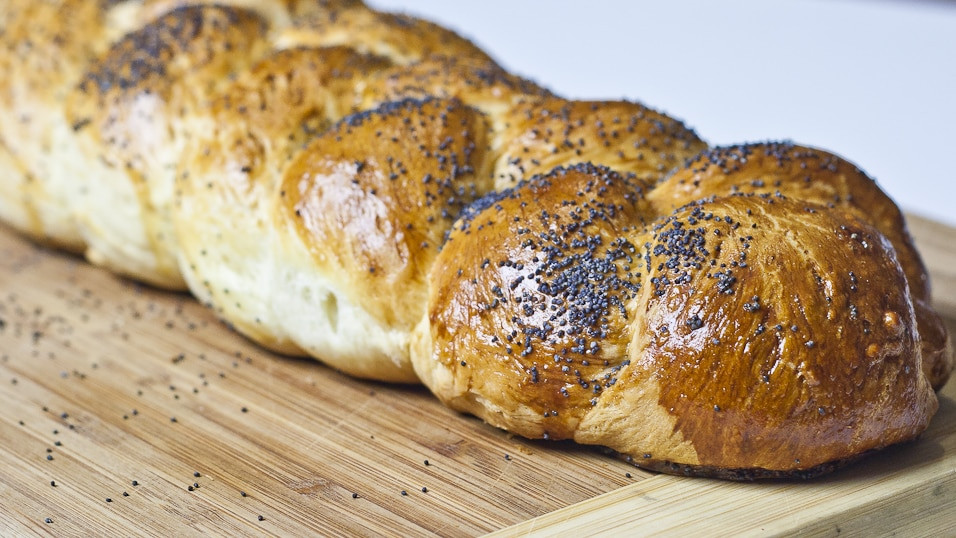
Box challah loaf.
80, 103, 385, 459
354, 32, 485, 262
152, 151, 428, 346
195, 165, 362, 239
410, 150, 942, 478
0, 0, 950, 478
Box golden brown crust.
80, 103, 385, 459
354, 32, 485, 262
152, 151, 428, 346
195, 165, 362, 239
73, 6, 270, 111
649, 143, 927, 296
279, 96, 495, 342
187, 45, 392, 183
67, 5, 274, 288
280, 3, 493, 64
917, 304, 954, 390
136, 0, 316, 27
626, 196, 935, 471
413, 164, 940, 476
355, 56, 551, 132
413, 164, 652, 439
648, 142, 952, 389
277, 100, 490, 324
39, 0, 505, 290
494, 98, 707, 190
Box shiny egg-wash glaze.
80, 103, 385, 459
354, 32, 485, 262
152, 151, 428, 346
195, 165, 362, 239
273, 97, 495, 381
414, 162, 938, 478
412, 165, 653, 441
647, 143, 952, 390
0, 0, 950, 478
492, 98, 706, 190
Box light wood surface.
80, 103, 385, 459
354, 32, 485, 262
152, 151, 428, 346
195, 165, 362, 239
0, 214, 953, 536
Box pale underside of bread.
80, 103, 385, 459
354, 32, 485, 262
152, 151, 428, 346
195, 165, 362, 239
174, 46, 393, 355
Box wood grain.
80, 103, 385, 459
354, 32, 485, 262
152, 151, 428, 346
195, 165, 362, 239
0, 225, 640, 536
0, 213, 953, 536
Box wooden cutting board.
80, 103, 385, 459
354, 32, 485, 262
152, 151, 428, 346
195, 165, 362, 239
1, 215, 953, 537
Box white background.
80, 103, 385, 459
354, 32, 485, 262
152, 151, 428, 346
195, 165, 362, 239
370, 0, 956, 227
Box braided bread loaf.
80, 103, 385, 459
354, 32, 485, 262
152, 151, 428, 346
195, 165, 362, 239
0, 0, 950, 479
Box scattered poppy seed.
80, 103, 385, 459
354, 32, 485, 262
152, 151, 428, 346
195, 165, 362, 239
626, 473, 632, 478
421, 487, 428, 493
105, 498, 112, 503
257, 515, 264, 522
45, 518, 53, 524
170, 417, 177, 423
351, 493, 358, 499
193, 472, 201, 477
123, 492, 129, 497
46, 455, 53, 461
50, 480, 56, 487
241, 407, 248, 413
401, 490, 408, 496
132, 480, 139, 486
188, 486, 194, 491
423, 460, 429, 466
240, 491, 247, 497
54, 441, 62, 447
